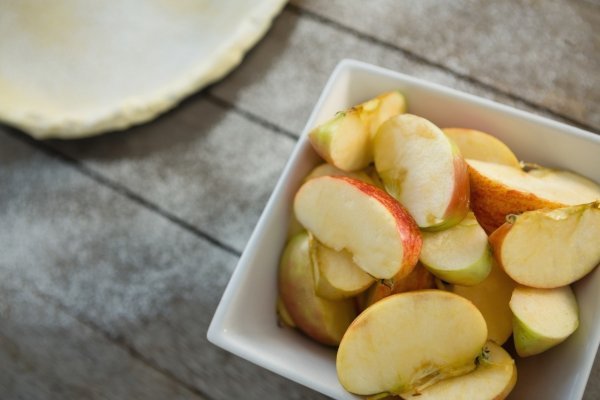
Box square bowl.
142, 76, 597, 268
208, 59, 600, 399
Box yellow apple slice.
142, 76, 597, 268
357, 263, 435, 312
449, 262, 516, 345
443, 128, 520, 168
510, 285, 579, 357
467, 159, 600, 233
308, 234, 374, 300
294, 176, 422, 280
401, 341, 516, 400
419, 212, 492, 286
309, 91, 406, 171
337, 290, 487, 397
278, 232, 357, 346
374, 114, 470, 230
489, 202, 600, 288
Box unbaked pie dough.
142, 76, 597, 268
0, 0, 286, 138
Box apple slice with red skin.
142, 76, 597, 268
489, 202, 600, 288
467, 159, 600, 233
337, 290, 487, 397
400, 341, 517, 400
374, 114, 470, 230
309, 91, 406, 171
278, 232, 357, 346
294, 175, 422, 280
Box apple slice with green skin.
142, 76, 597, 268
448, 262, 516, 345
308, 234, 374, 300
400, 341, 517, 400
419, 211, 492, 286
294, 175, 422, 280
337, 290, 487, 397
374, 114, 470, 230
467, 159, 600, 233
489, 202, 600, 288
443, 128, 520, 168
278, 232, 357, 346
357, 263, 435, 312
309, 91, 406, 171
510, 285, 579, 357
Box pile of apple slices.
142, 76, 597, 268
277, 91, 600, 399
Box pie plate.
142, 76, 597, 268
208, 59, 600, 400
0, 0, 286, 139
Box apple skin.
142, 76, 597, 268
374, 115, 470, 231
467, 161, 562, 234
278, 232, 357, 346
294, 175, 422, 280
423, 142, 471, 232
335, 176, 423, 280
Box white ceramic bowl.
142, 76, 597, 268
208, 59, 600, 400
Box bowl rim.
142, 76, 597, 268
208, 58, 600, 400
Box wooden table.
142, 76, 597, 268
1, 1, 598, 399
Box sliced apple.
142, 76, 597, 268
443, 128, 520, 168
337, 290, 488, 396
374, 114, 470, 230
449, 262, 516, 345
294, 176, 422, 280
467, 159, 600, 233
278, 232, 357, 346
401, 341, 516, 400
489, 202, 600, 288
510, 285, 579, 357
358, 263, 435, 311
419, 212, 492, 286
303, 162, 375, 184
309, 91, 406, 171
308, 234, 374, 300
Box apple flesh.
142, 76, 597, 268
443, 128, 520, 168
489, 202, 600, 288
401, 341, 516, 400
336, 290, 488, 396
374, 114, 469, 230
309, 234, 374, 300
294, 176, 422, 280
357, 263, 435, 312
308, 91, 406, 171
510, 285, 579, 357
278, 232, 357, 346
467, 159, 600, 233
419, 212, 492, 286
448, 262, 516, 345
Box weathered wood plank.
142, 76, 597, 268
0, 131, 327, 400
210, 8, 574, 138
0, 282, 203, 400
290, 0, 600, 131
47, 98, 296, 254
